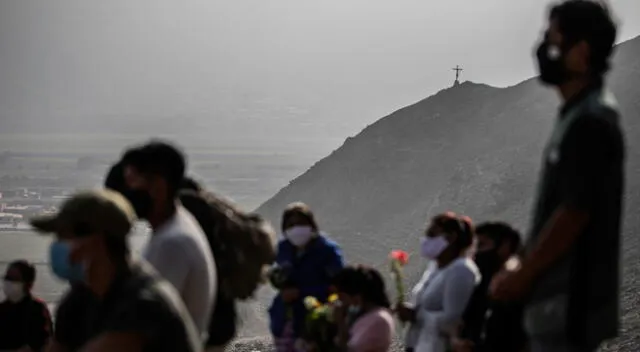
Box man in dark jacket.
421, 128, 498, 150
0, 260, 52, 352
34, 190, 202, 352
466, 223, 527, 352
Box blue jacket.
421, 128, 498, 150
268, 234, 344, 338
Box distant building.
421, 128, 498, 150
0, 212, 22, 219
0, 212, 23, 226
2, 205, 44, 217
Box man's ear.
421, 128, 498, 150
124, 166, 146, 190
569, 40, 591, 73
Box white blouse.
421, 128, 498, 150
405, 257, 481, 352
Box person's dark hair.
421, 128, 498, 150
333, 265, 391, 309
106, 161, 201, 196
549, 0, 617, 76
121, 140, 186, 197
281, 202, 319, 232
8, 260, 36, 284
476, 222, 522, 254
429, 212, 475, 254
104, 161, 127, 193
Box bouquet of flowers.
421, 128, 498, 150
302, 294, 340, 352
389, 250, 410, 305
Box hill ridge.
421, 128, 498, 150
266, 80, 503, 205
257, 36, 640, 350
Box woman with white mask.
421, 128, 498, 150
396, 212, 481, 352
269, 202, 345, 352
0, 260, 53, 352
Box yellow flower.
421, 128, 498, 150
304, 296, 321, 310
328, 294, 339, 303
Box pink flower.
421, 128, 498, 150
389, 249, 410, 310
390, 250, 409, 266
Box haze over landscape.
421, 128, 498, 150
1, 1, 639, 159
0, 1, 639, 351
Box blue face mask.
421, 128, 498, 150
49, 241, 85, 282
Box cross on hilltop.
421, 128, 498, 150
452, 65, 463, 86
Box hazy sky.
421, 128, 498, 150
1, 0, 639, 139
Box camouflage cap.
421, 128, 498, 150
30, 189, 136, 238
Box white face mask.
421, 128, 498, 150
285, 226, 315, 247
420, 235, 450, 260
2, 280, 25, 303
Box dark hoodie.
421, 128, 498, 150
0, 294, 52, 352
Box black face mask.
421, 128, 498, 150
536, 41, 569, 86
124, 189, 153, 219
474, 250, 503, 282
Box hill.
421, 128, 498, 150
257, 36, 640, 350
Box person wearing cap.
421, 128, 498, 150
32, 189, 202, 352
0, 260, 52, 352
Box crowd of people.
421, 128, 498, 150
0, 1, 627, 351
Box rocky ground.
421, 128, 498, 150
227, 337, 274, 352
228, 336, 406, 352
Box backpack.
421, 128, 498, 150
178, 189, 278, 300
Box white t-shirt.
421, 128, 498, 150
143, 205, 216, 340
